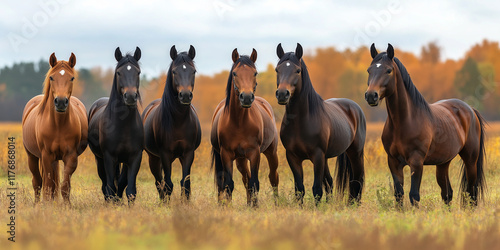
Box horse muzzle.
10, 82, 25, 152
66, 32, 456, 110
178, 90, 193, 105
54, 97, 69, 112
123, 92, 138, 107
276, 89, 290, 105
239, 92, 255, 108
365, 91, 379, 106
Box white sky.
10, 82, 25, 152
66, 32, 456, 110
1, 0, 500, 78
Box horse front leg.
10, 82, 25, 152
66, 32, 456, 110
286, 151, 304, 205
220, 148, 235, 204
160, 153, 174, 202
41, 151, 57, 201
103, 152, 119, 202
408, 154, 425, 207
179, 150, 195, 201
388, 155, 405, 208
61, 152, 78, 204
311, 150, 326, 205
27, 149, 42, 203
125, 152, 143, 204
248, 149, 261, 207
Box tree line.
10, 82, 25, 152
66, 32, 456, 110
1, 40, 499, 123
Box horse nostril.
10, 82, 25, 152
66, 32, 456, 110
239, 93, 244, 101
365, 92, 368, 101
275, 90, 279, 98
134, 92, 138, 100
189, 92, 193, 100
251, 93, 255, 102
54, 98, 59, 105
373, 92, 379, 101
285, 90, 290, 98
64, 98, 69, 106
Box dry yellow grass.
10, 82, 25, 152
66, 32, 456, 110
1, 122, 500, 250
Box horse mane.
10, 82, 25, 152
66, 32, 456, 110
107, 54, 142, 109
39, 61, 76, 114
161, 52, 195, 130
371, 53, 431, 114
224, 55, 255, 111
278, 52, 324, 114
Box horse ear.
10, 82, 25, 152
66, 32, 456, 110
49, 53, 57, 67
276, 43, 284, 59
134, 47, 141, 61
370, 43, 378, 59
250, 48, 257, 63
68, 53, 76, 68
387, 43, 394, 60
170, 45, 177, 60
295, 43, 303, 60
115, 47, 123, 61
232, 48, 239, 63
188, 45, 196, 60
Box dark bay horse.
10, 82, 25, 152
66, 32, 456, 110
88, 47, 144, 203
275, 43, 366, 205
365, 43, 486, 206
142, 45, 201, 201
22, 53, 88, 203
211, 48, 279, 206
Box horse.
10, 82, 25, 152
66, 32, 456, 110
275, 43, 366, 205
22, 52, 88, 203
142, 45, 201, 201
88, 47, 144, 203
365, 43, 486, 207
211, 48, 279, 206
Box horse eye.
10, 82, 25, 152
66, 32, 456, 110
70, 77, 75, 81
296, 69, 301, 74
117, 72, 121, 76
49, 76, 54, 81
275, 68, 278, 73
172, 70, 176, 75
386, 69, 392, 74
232, 72, 237, 77
254, 72, 258, 77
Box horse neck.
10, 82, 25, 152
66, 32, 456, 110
285, 79, 323, 120
385, 70, 426, 125
105, 86, 139, 121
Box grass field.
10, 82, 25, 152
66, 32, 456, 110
1, 122, 500, 249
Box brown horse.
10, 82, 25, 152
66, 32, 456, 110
211, 48, 279, 206
22, 53, 88, 203
275, 43, 366, 205
142, 45, 201, 201
365, 43, 486, 207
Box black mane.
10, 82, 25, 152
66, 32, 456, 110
372, 53, 431, 114
161, 52, 195, 129
224, 55, 255, 111
278, 52, 324, 114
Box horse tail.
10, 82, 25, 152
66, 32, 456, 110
211, 148, 224, 190
335, 152, 353, 198
460, 108, 487, 204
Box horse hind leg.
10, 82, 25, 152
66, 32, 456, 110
96, 156, 107, 199
236, 158, 250, 205
345, 147, 365, 204
27, 150, 42, 203
263, 146, 279, 200
459, 148, 479, 206
148, 153, 165, 200
436, 161, 453, 205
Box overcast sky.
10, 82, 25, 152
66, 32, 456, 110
1, 0, 500, 78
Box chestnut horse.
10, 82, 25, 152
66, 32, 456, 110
211, 48, 279, 206
275, 43, 366, 205
365, 43, 486, 206
88, 47, 143, 203
22, 53, 88, 203
142, 45, 201, 201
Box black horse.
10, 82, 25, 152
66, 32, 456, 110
142, 45, 201, 201
88, 47, 144, 203
275, 43, 366, 205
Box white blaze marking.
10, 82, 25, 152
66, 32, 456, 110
376, 63, 381, 68
59, 70, 65, 75
183, 64, 186, 69
286, 62, 290, 67
127, 65, 132, 71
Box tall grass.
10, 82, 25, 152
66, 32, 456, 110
1, 123, 500, 249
